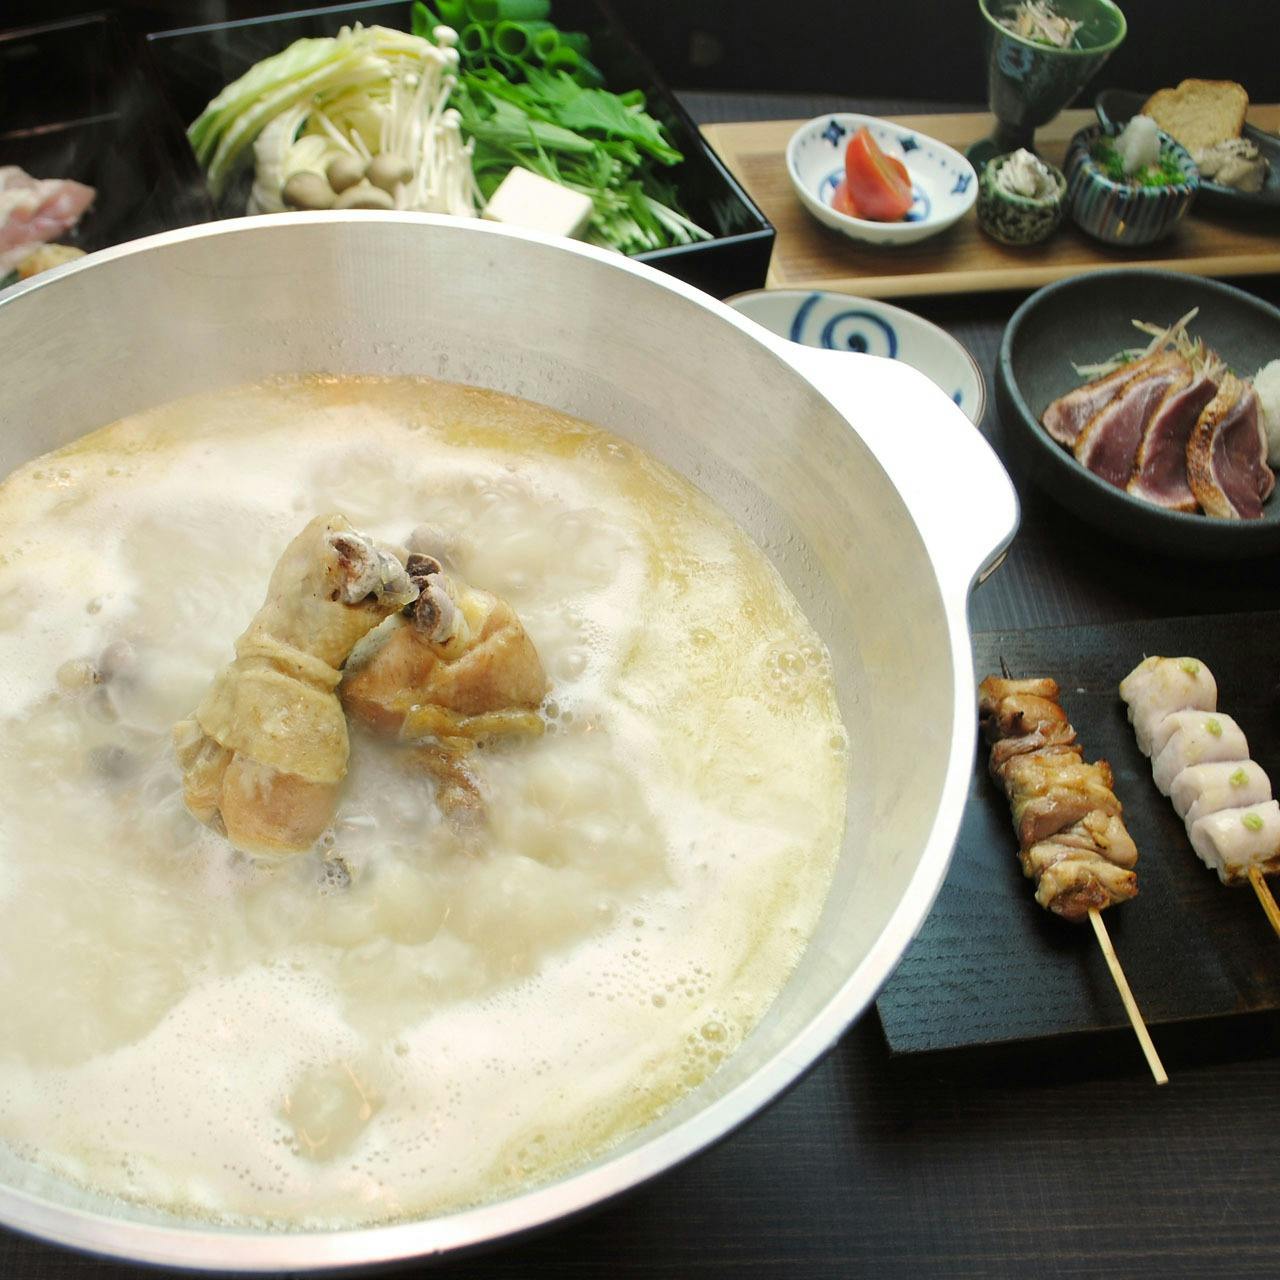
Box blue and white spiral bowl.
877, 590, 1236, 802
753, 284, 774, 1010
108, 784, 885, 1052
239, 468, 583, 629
786, 114, 978, 247
1065, 123, 1199, 247
728, 289, 986, 424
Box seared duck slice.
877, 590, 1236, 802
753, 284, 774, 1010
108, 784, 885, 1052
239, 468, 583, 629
1187, 374, 1276, 519
1073, 354, 1190, 489
1126, 373, 1218, 511
1041, 351, 1175, 447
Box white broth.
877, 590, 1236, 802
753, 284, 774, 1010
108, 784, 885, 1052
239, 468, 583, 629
0, 376, 847, 1226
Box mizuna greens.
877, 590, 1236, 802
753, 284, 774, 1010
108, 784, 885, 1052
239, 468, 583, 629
449, 67, 707, 252
414, 1, 707, 252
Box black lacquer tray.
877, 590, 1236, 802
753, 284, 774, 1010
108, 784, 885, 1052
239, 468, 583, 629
142, 0, 774, 297
877, 611, 1280, 1055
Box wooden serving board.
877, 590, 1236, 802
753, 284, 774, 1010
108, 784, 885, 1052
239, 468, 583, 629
876, 612, 1280, 1056
701, 106, 1280, 299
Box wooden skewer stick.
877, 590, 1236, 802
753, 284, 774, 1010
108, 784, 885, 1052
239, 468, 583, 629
1088, 907, 1168, 1086
1248, 865, 1280, 940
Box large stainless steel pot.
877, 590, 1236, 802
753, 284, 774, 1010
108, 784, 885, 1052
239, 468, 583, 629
0, 214, 1017, 1272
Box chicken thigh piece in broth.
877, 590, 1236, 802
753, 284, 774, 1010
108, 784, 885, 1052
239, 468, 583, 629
173, 514, 417, 858
341, 538, 549, 819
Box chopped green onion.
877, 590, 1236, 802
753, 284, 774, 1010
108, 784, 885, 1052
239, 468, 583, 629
493, 19, 553, 59
1230, 768, 1249, 787
460, 22, 491, 55
466, 0, 551, 23
1205, 718, 1223, 737
1243, 812, 1265, 832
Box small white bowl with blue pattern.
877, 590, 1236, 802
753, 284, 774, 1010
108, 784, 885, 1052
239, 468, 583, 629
786, 113, 978, 246
728, 289, 986, 425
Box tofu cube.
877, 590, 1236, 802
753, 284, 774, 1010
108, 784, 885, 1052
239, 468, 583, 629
482, 166, 594, 239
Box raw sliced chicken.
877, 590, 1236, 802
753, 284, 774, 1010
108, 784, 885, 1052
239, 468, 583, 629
1126, 373, 1218, 511
1073, 354, 1189, 489
1187, 374, 1276, 519
0, 166, 96, 273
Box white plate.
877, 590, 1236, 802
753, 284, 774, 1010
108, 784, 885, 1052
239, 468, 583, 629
729, 288, 986, 424
786, 113, 977, 246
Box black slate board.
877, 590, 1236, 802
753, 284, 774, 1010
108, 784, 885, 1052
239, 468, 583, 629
877, 610, 1280, 1055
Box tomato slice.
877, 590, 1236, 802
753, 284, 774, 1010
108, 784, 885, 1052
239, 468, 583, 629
843, 127, 914, 222
832, 179, 861, 218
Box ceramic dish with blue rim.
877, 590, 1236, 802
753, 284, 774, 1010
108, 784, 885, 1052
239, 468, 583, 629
786, 113, 977, 247
1096, 88, 1280, 215
730, 289, 986, 425
998, 269, 1280, 560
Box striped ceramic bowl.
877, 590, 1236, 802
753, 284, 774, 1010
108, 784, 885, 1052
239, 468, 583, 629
1064, 122, 1199, 247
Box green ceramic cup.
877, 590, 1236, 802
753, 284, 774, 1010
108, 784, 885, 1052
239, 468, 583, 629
971, 0, 1126, 166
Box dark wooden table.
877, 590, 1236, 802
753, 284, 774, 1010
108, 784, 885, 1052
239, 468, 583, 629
6, 91, 1280, 1280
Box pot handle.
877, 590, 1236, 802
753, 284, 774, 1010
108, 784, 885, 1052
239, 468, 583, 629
779, 343, 1020, 602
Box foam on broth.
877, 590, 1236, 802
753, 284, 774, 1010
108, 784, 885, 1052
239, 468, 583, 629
0, 376, 847, 1227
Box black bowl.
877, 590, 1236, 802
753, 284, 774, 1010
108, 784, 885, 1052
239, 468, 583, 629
997, 269, 1280, 560
1094, 88, 1280, 216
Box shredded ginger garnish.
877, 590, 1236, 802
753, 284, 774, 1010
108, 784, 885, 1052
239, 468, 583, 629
1071, 309, 1227, 384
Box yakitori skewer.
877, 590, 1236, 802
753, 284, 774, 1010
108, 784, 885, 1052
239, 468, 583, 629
1248, 866, 1280, 940
980, 663, 1168, 1085
1120, 655, 1280, 942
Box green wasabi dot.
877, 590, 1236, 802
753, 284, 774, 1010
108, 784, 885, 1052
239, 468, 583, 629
1242, 813, 1264, 832
1205, 718, 1223, 737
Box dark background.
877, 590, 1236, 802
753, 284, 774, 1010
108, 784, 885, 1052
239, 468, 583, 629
3, 0, 1279, 104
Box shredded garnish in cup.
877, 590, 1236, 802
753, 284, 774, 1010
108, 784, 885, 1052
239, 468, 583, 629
994, 149, 1059, 200
998, 0, 1082, 47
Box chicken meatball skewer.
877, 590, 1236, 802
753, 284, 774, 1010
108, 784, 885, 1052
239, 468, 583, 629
1120, 655, 1280, 938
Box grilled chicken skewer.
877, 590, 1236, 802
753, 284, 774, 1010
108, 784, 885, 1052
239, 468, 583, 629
979, 669, 1167, 1084
979, 674, 1138, 921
